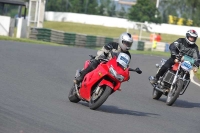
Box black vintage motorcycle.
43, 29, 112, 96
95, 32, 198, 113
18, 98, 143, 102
149, 44, 199, 106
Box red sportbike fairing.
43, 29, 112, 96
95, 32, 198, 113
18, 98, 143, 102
68, 52, 142, 110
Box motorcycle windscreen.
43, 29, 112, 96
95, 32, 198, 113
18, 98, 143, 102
172, 63, 179, 71
116, 53, 130, 69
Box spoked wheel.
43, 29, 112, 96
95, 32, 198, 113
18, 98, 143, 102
89, 86, 112, 110
68, 83, 81, 103
152, 88, 162, 100
166, 80, 183, 106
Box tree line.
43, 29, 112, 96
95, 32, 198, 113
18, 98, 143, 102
2, 0, 200, 26
45, 0, 127, 18
44, 0, 200, 26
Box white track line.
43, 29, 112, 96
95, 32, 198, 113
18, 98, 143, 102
190, 71, 200, 87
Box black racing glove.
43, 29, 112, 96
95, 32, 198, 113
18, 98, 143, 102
104, 43, 113, 51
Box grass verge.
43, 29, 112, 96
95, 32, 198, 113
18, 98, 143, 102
130, 50, 170, 57
0, 36, 59, 46
195, 70, 200, 80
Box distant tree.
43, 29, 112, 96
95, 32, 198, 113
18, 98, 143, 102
117, 6, 126, 18
46, 0, 66, 11
159, 0, 200, 26
85, 0, 98, 14
96, 0, 113, 16
107, 1, 116, 16
185, 0, 200, 26
96, 3, 105, 15
46, 0, 98, 14
128, 0, 161, 23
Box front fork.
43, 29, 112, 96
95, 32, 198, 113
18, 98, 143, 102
170, 62, 187, 93
170, 63, 181, 92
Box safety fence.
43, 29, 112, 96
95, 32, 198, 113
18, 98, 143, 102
29, 28, 170, 52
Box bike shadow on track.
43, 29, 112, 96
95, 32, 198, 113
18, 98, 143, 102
80, 102, 159, 117
157, 98, 200, 108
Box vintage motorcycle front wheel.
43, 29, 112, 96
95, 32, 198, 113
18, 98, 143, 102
89, 86, 112, 110
152, 88, 162, 100
166, 80, 183, 106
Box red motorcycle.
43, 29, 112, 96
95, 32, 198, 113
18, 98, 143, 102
68, 52, 142, 110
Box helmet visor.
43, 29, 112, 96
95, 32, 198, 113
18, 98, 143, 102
188, 36, 196, 42
122, 41, 132, 47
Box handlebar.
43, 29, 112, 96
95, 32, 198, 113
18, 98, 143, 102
129, 67, 142, 74
89, 55, 96, 59
99, 58, 109, 62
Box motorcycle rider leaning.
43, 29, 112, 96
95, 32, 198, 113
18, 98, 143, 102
150, 29, 200, 84
74, 32, 133, 85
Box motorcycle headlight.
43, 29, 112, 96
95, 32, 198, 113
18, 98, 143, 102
109, 66, 124, 81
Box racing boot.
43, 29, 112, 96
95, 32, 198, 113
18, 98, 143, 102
150, 65, 168, 84
73, 60, 99, 84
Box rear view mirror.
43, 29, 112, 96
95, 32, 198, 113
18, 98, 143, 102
135, 67, 142, 74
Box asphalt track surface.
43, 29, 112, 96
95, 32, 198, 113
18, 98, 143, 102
0, 41, 200, 133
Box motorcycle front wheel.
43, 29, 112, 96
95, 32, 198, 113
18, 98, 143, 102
166, 80, 183, 106
89, 86, 112, 110
152, 88, 162, 100
68, 83, 81, 103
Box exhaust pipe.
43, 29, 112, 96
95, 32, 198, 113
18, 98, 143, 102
154, 86, 164, 93
149, 76, 166, 93
74, 84, 84, 100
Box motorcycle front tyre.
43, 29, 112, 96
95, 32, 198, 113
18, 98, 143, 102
89, 86, 112, 110
68, 83, 81, 103
166, 80, 183, 106
152, 88, 162, 100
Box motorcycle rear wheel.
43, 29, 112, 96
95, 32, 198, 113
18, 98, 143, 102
68, 83, 81, 103
166, 80, 183, 106
89, 86, 112, 110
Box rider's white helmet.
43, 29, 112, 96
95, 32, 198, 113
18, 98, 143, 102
119, 33, 133, 51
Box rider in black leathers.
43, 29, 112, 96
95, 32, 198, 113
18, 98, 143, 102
150, 29, 200, 84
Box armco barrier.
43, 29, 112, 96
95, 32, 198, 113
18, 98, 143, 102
156, 42, 166, 52
29, 28, 113, 47
64, 33, 76, 45
131, 41, 138, 50
137, 41, 144, 51
144, 41, 152, 51
104, 37, 113, 45
165, 43, 170, 52
29, 28, 167, 51
86, 35, 96, 47
75, 34, 87, 46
